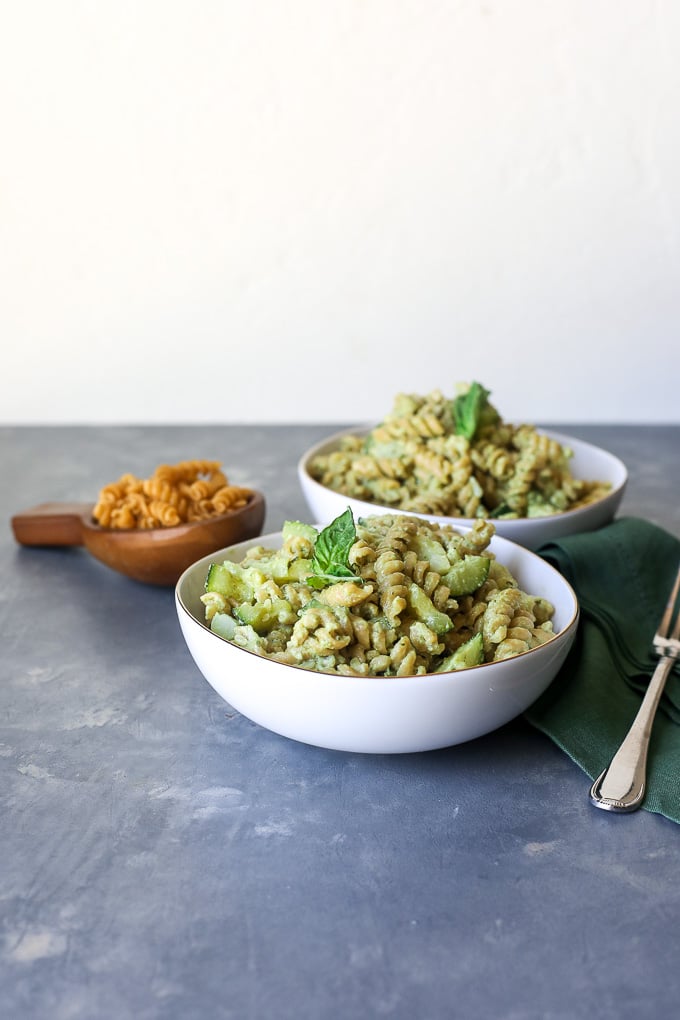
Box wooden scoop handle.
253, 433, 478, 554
11, 502, 92, 547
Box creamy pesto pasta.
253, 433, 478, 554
308, 383, 611, 520
201, 510, 556, 677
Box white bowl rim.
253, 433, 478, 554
176, 524, 580, 684
297, 425, 628, 527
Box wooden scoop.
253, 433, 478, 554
10, 491, 266, 587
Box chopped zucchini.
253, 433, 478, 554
204, 561, 261, 602
282, 520, 318, 544
407, 583, 453, 635
435, 632, 484, 671
442, 555, 490, 596
210, 612, 237, 640
287, 558, 314, 581
241, 552, 313, 583
412, 533, 450, 574
233, 598, 296, 633
204, 563, 254, 599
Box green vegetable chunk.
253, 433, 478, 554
233, 599, 296, 634
412, 533, 451, 574
210, 612, 237, 640
204, 561, 259, 602
442, 555, 490, 596
244, 551, 313, 583
282, 520, 318, 545
435, 632, 484, 671
407, 582, 453, 635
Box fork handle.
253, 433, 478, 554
589, 654, 676, 812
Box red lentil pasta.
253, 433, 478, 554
93, 460, 253, 529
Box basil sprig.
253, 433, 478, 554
307, 508, 362, 590
452, 381, 492, 440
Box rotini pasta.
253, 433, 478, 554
201, 511, 556, 677
308, 384, 611, 519
93, 460, 253, 530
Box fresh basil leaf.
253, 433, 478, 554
452, 382, 491, 440
307, 508, 361, 588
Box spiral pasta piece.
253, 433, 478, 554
93, 460, 254, 530
308, 385, 611, 519
375, 549, 409, 625
201, 511, 558, 677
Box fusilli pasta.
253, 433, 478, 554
309, 385, 610, 519
201, 512, 556, 677
93, 460, 253, 530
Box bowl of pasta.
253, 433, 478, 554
297, 384, 628, 551
175, 509, 579, 754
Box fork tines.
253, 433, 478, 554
655, 563, 680, 655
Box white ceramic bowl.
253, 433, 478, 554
297, 428, 628, 551
175, 527, 579, 754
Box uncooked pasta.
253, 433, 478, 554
93, 460, 253, 530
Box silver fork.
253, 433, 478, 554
589, 562, 680, 813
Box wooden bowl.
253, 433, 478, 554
11, 491, 266, 586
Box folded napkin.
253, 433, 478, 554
524, 517, 680, 824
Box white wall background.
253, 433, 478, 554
1, 1, 679, 425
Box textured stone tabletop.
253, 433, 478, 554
1, 424, 679, 1020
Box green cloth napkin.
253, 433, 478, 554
524, 516, 680, 824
